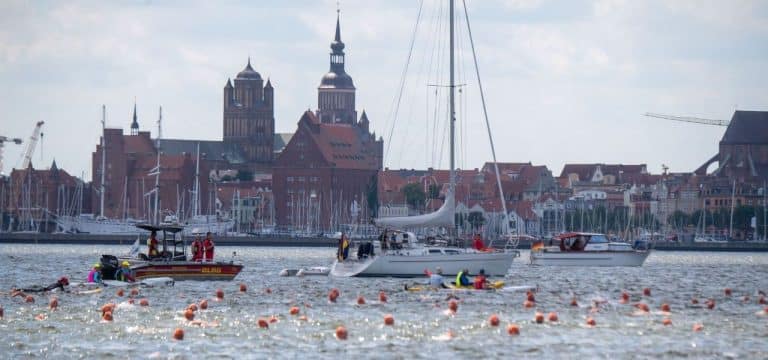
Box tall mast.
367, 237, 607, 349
153, 106, 162, 224
192, 142, 200, 217
100, 105, 106, 218
448, 0, 456, 224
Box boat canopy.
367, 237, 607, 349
136, 223, 184, 233
373, 189, 455, 229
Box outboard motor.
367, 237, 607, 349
100, 255, 119, 280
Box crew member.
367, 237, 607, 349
429, 267, 448, 289
87, 263, 102, 283
114, 261, 136, 282
473, 269, 488, 290
472, 234, 485, 251
203, 232, 215, 262
147, 230, 159, 258
455, 268, 473, 287
337, 232, 350, 261
190, 235, 203, 261
16, 277, 70, 293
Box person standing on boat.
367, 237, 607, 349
472, 234, 485, 251
337, 232, 350, 261
87, 264, 102, 284
114, 261, 136, 282
203, 232, 215, 262
147, 231, 159, 259
473, 269, 488, 290
190, 235, 203, 262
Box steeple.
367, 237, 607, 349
319, 9, 354, 90
130, 101, 139, 135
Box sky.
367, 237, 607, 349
1, 0, 766, 181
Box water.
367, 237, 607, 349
1, 245, 767, 359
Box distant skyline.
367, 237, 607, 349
1, 0, 766, 180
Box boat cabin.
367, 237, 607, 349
553, 232, 633, 252
137, 223, 187, 261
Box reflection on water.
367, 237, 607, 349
1, 245, 767, 358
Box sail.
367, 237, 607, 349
374, 190, 455, 229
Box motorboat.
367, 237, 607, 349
529, 232, 650, 266
330, 230, 519, 277
98, 223, 243, 281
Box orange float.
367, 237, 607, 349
692, 323, 703, 332
448, 300, 458, 313
215, 289, 224, 300
547, 312, 558, 322
534, 312, 544, 324
258, 318, 269, 328
173, 328, 184, 340
379, 291, 388, 303
660, 303, 671, 312
586, 317, 596, 326
49, 297, 58, 310
25, 295, 34, 303
662, 317, 672, 326
335, 325, 348, 340
507, 324, 520, 335
357, 296, 366, 305
130, 288, 139, 296
488, 314, 500, 327
384, 314, 395, 326
139, 299, 149, 307
570, 298, 578, 307
289, 306, 300, 315
102, 311, 113, 321
184, 309, 195, 321
523, 300, 535, 308
724, 288, 732, 296
199, 299, 209, 310
116, 289, 124, 297
643, 288, 651, 297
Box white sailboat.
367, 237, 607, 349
330, 1, 520, 277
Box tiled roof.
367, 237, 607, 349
297, 111, 380, 170
721, 110, 768, 144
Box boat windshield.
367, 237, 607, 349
590, 235, 608, 244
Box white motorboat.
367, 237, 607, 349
330, 231, 519, 277
530, 232, 650, 267
297, 266, 330, 277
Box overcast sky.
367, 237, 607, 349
1, 0, 766, 180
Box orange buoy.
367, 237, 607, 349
758, 296, 766, 305
299, 315, 308, 321
184, 309, 195, 321
130, 288, 139, 296
662, 317, 672, 326
692, 323, 703, 332
488, 314, 500, 327
102, 311, 113, 321
357, 296, 366, 305
239, 283, 247, 292
643, 288, 651, 296
526, 291, 535, 303
289, 306, 300, 315
116, 289, 124, 297
173, 328, 184, 340
188, 303, 198, 312
534, 312, 544, 324
25, 295, 35, 303
547, 312, 558, 322
619, 291, 629, 304
724, 288, 732, 296
635, 303, 649, 312
379, 291, 388, 303
215, 289, 224, 300
384, 314, 395, 326
328, 290, 339, 303
139, 298, 149, 307
691, 297, 699, 305
507, 324, 520, 335
335, 326, 348, 340
258, 318, 269, 328
265, 288, 272, 294
660, 303, 671, 312
49, 297, 58, 310
448, 300, 458, 313
570, 297, 578, 307
586, 317, 596, 326
199, 299, 208, 310
523, 300, 535, 308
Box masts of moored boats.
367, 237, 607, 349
99, 105, 106, 219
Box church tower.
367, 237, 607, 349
130, 102, 139, 135
317, 11, 357, 124
223, 58, 275, 165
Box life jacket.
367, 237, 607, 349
455, 271, 464, 287
473, 275, 487, 289
147, 237, 158, 256
87, 270, 96, 283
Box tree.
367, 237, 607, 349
402, 183, 426, 209
467, 211, 485, 232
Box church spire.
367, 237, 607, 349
130, 100, 139, 135
334, 9, 342, 43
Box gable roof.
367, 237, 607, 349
292, 111, 380, 170
721, 110, 768, 144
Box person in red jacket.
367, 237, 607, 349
203, 232, 215, 262
472, 234, 485, 251
190, 235, 203, 262
473, 269, 488, 290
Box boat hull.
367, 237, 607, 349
530, 250, 650, 266
133, 262, 243, 281
330, 251, 519, 277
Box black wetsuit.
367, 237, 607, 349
20, 280, 66, 293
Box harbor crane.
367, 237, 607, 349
19, 121, 45, 169
0, 135, 23, 175
643, 112, 729, 127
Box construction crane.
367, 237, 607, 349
19, 121, 45, 169
0, 135, 23, 175
644, 112, 729, 127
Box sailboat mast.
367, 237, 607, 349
153, 106, 162, 224
100, 105, 106, 218
192, 143, 200, 217
448, 0, 456, 225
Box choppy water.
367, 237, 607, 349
1, 245, 767, 359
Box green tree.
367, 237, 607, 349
467, 211, 485, 231
402, 183, 426, 209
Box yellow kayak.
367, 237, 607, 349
406, 280, 505, 292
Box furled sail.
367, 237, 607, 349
374, 190, 455, 229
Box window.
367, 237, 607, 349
287, 177, 294, 182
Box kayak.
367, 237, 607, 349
406, 280, 505, 292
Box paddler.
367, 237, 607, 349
455, 268, 473, 287
190, 234, 203, 262
473, 269, 488, 290
87, 263, 103, 284
203, 232, 215, 262
114, 261, 136, 282
147, 230, 159, 259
